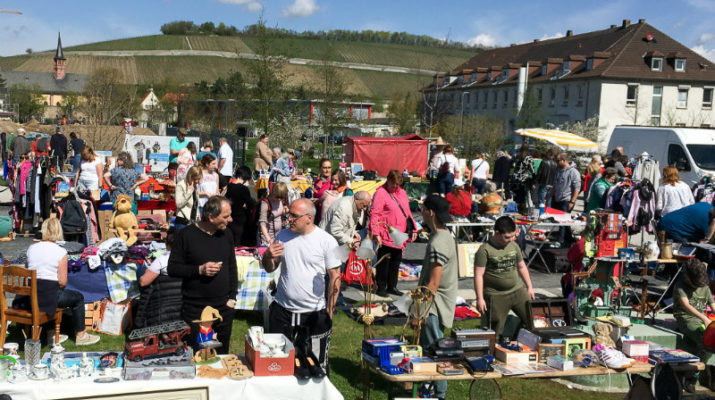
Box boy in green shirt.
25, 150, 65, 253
474, 216, 535, 340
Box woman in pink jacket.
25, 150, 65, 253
370, 170, 416, 297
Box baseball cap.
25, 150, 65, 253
423, 194, 452, 224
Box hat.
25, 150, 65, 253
432, 137, 447, 146
192, 306, 223, 323
177, 127, 187, 135
423, 194, 453, 224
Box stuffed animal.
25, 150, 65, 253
593, 322, 616, 347
109, 194, 138, 246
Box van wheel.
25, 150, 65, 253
133, 355, 142, 362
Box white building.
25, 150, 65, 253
422, 19, 715, 149
137, 88, 160, 128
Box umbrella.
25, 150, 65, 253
516, 128, 598, 153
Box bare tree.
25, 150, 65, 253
314, 43, 348, 157
268, 110, 306, 159
386, 89, 418, 135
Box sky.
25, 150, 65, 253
1, 0, 715, 62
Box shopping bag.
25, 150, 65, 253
341, 250, 372, 286
96, 298, 132, 336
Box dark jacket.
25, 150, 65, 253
50, 133, 68, 158
492, 156, 511, 184
133, 275, 183, 329
534, 159, 557, 186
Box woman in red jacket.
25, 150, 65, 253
369, 170, 416, 297
445, 180, 472, 217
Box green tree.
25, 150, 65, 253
387, 90, 418, 135
199, 21, 216, 34
437, 113, 506, 159
9, 84, 45, 122
314, 43, 347, 157
515, 87, 544, 129
59, 92, 80, 121
244, 15, 287, 137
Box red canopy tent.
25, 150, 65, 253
344, 134, 429, 177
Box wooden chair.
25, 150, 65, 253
0, 266, 62, 347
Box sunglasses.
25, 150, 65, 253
287, 212, 310, 220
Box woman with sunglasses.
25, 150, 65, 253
20, 218, 100, 346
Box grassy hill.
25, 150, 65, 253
1, 34, 477, 98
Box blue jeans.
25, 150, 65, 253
472, 178, 487, 195
437, 173, 454, 195
420, 314, 447, 398
57, 288, 86, 333
72, 154, 82, 174
537, 185, 552, 206
552, 199, 572, 244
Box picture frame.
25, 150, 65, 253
351, 163, 363, 175
537, 343, 565, 363
457, 243, 482, 278
72, 387, 209, 400
563, 338, 588, 359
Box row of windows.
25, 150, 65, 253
430, 85, 586, 110
650, 57, 686, 72
626, 85, 713, 109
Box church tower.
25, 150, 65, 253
53, 32, 66, 80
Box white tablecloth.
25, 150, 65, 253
1, 373, 343, 400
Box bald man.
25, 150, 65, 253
262, 198, 341, 373
320, 191, 371, 247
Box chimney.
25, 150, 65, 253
566, 30, 573, 37
533, 39, 540, 43
53, 32, 67, 81
638, 19, 646, 24
622, 19, 631, 29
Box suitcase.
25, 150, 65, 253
526, 298, 591, 347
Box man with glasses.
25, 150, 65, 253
474, 216, 535, 341
262, 198, 341, 374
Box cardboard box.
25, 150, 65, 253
546, 356, 574, 370
409, 357, 437, 374
245, 334, 295, 377
98, 209, 118, 241
494, 343, 538, 364
123, 349, 195, 380
622, 340, 649, 357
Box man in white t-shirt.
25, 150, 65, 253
217, 137, 233, 190
262, 198, 341, 373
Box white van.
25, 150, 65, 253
607, 126, 715, 186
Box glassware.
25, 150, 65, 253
24, 339, 41, 373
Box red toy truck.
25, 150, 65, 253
125, 321, 190, 362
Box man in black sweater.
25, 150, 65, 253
50, 127, 68, 170
168, 196, 238, 354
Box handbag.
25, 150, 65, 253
387, 191, 415, 236
96, 298, 132, 336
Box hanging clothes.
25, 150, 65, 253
627, 180, 656, 233
632, 156, 660, 191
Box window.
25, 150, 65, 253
536, 88, 543, 104
576, 85, 584, 107
703, 88, 713, 108
562, 61, 571, 72
677, 88, 689, 108
651, 86, 662, 125
472, 93, 477, 108
549, 87, 556, 107
481, 91, 487, 109
562, 86, 569, 106
541, 65, 548, 76
675, 59, 686, 72
465, 92, 470, 104
651, 57, 663, 71
626, 84, 638, 106
487, 71, 492, 81
687, 144, 715, 170
502, 90, 508, 108
668, 144, 690, 171
513, 89, 518, 108
586, 58, 594, 71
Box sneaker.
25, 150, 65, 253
48, 334, 69, 345
593, 344, 634, 369
76, 333, 100, 346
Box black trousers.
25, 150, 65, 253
376, 245, 403, 291
268, 302, 332, 371
182, 301, 234, 354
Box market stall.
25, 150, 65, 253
344, 134, 429, 177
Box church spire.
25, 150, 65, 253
54, 32, 65, 60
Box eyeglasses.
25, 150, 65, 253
287, 212, 310, 220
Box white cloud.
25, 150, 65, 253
282, 0, 319, 18
692, 45, 715, 62
673, 19, 686, 29
467, 33, 497, 48
540, 32, 565, 41
698, 33, 715, 45
217, 0, 262, 12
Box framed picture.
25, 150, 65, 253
457, 243, 482, 278
73, 387, 209, 400
537, 343, 565, 363
351, 163, 363, 175
563, 338, 588, 359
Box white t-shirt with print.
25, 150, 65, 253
218, 143, 234, 176
27, 242, 67, 281
471, 158, 489, 179
147, 252, 170, 275
274, 227, 341, 313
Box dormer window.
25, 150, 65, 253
651, 57, 663, 71
586, 59, 594, 71
541, 64, 548, 76
502, 70, 509, 79
675, 58, 686, 72
487, 71, 492, 81
562, 61, 571, 72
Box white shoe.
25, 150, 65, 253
76, 333, 100, 346
594, 344, 634, 369
48, 334, 69, 345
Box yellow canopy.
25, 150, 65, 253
516, 128, 598, 153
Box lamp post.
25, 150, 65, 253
461, 91, 468, 150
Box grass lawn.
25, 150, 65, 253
6, 311, 622, 400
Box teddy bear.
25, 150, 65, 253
593, 321, 616, 347
109, 194, 138, 246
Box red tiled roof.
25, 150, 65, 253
429, 22, 715, 91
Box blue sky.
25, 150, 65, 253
1, 0, 715, 62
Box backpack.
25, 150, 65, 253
60, 194, 88, 235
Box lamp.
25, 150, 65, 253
388, 226, 409, 248
356, 236, 376, 260
333, 243, 351, 263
